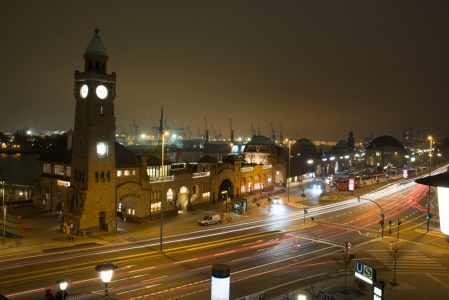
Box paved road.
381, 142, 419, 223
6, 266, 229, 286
1, 178, 448, 300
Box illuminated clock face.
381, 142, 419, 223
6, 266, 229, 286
96, 85, 108, 99
80, 84, 89, 98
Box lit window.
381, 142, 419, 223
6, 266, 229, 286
43, 163, 51, 174
117, 170, 122, 177
55, 165, 64, 176
124, 170, 130, 176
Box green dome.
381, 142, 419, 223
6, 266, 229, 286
85, 29, 108, 57
295, 138, 314, 147
333, 140, 349, 152
247, 135, 274, 145
367, 135, 404, 149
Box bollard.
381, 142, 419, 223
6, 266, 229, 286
211, 264, 230, 300
23, 224, 28, 230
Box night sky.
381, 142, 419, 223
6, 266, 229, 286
1, 1, 448, 143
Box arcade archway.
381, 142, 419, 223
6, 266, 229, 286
218, 179, 233, 200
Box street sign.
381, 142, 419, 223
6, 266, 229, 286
355, 260, 376, 284
373, 280, 384, 300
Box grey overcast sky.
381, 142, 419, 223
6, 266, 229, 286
1, 1, 448, 143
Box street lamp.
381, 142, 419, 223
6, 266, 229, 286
427, 136, 433, 232
160, 131, 169, 253
285, 139, 292, 202
357, 197, 385, 239
2, 179, 5, 239
95, 262, 118, 300
57, 279, 69, 300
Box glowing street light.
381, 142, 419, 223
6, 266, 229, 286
56, 279, 69, 300
95, 263, 118, 300
160, 131, 169, 253
285, 139, 292, 202
426, 136, 433, 232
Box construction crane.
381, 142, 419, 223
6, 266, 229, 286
186, 125, 192, 139
218, 126, 223, 140
204, 118, 209, 142
158, 108, 164, 145
229, 117, 234, 142
210, 121, 217, 140
279, 123, 283, 143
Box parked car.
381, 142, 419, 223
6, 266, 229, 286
198, 215, 221, 226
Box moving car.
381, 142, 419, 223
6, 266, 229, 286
271, 197, 282, 204
198, 215, 221, 226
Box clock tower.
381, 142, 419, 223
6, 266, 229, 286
69, 29, 117, 234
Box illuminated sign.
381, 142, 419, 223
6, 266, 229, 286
403, 169, 408, 179
438, 187, 449, 235
348, 178, 354, 191
373, 280, 384, 300
57, 180, 70, 187
355, 260, 376, 284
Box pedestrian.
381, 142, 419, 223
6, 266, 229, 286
44, 289, 54, 300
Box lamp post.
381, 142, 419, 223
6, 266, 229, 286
427, 136, 433, 232
357, 197, 385, 240
57, 279, 68, 300
285, 139, 291, 202
2, 179, 5, 239
160, 131, 168, 253
95, 263, 118, 300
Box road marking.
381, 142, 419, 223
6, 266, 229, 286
367, 250, 447, 272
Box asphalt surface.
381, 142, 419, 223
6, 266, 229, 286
1, 181, 449, 300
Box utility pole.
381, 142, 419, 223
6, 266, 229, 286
427, 136, 433, 232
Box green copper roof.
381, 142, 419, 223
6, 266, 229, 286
85, 29, 108, 57
247, 135, 274, 145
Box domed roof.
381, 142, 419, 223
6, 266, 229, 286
197, 155, 218, 163
247, 135, 274, 145
295, 138, 315, 147
222, 154, 242, 162
85, 29, 108, 57
333, 140, 350, 152
367, 135, 404, 149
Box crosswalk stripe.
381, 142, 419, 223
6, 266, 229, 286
366, 250, 447, 272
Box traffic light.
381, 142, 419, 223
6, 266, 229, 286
301, 193, 305, 198
357, 196, 360, 202
426, 214, 432, 220
311, 216, 315, 221
303, 209, 307, 214
378, 220, 384, 227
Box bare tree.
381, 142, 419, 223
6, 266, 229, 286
385, 241, 405, 286
334, 242, 355, 294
